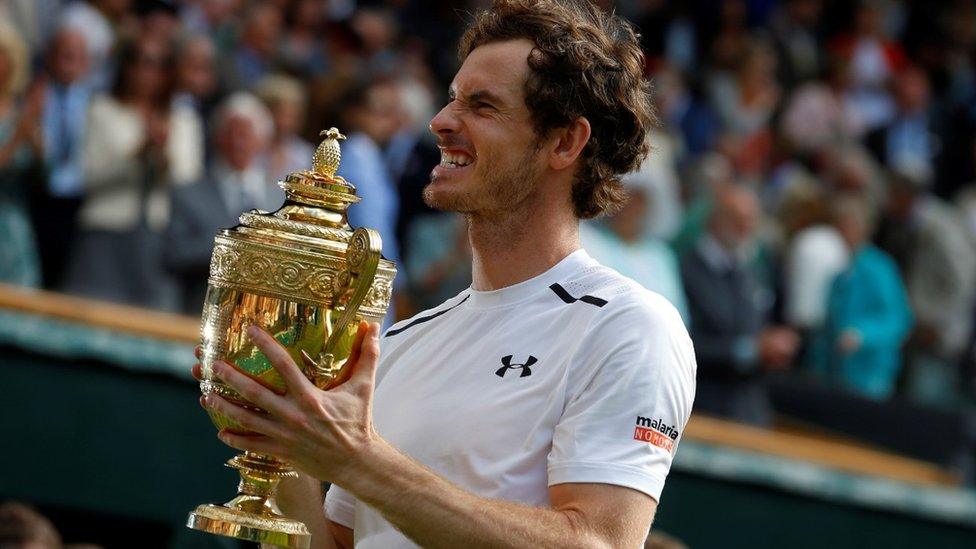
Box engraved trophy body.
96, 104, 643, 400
187, 128, 396, 548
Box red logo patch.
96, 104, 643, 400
634, 426, 675, 453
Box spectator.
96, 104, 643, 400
0, 501, 61, 548
217, 3, 282, 92
335, 78, 404, 325
881, 171, 976, 408
404, 213, 471, 314
865, 66, 937, 180
173, 34, 218, 118
779, 179, 849, 334
779, 55, 866, 155
278, 0, 330, 77
682, 185, 799, 426
581, 181, 689, 324
768, 0, 825, 91
828, 0, 906, 131
63, 36, 202, 310
0, 22, 43, 287
166, 92, 278, 313
336, 79, 402, 269
29, 27, 94, 289
255, 73, 314, 182
810, 194, 913, 400
59, 0, 134, 90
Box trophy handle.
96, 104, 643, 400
302, 227, 382, 388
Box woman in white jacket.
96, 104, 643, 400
64, 36, 202, 310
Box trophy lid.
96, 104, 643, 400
234, 127, 363, 244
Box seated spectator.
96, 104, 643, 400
0, 22, 43, 287
63, 36, 203, 310
581, 181, 688, 324
0, 501, 103, 549
256, 73, 314, 182
809, 194, 913, 400
165, 92, 279, 313
30, 27, 94, 289
0, 501, 61, 548
682, 185, 799, 426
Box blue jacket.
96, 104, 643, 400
810, 245, 913, 400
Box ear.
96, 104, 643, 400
548, 116, 591, 172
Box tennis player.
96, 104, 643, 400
198, 1, 696, 546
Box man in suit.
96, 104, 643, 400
165, 92, 281, 314
681, 185, 799, 426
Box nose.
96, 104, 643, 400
429, 102, 460, 137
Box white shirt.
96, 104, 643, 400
785, 225, 849, 329
325, 250, 697, 547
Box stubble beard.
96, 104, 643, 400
423, 148, 542, 219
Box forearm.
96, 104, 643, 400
340, 440, 615, 549
275, 472, 336, 549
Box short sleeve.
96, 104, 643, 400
324, 483, 358, 529
547, 291, 696, 502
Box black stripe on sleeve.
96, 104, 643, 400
548, 283, 607, 308
384, 295, 470, 338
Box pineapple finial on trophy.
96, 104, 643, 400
312, 127, 346, 178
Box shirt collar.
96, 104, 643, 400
465, 248, 597, 310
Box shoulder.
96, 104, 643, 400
561, 264, 696, 390
382, 289, 470, 340
564, 263, 689, 349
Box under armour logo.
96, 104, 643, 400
496, 355, 538, 378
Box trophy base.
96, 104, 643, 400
187, 504, 311, 549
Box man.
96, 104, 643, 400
336, 78, 405, 325
165, 92, 280, 313
196, 1, 696, 547
877, 169, 975, 407
681, 185, 797, 426
30, 27, 92, 288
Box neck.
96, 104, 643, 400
467, 194, 580, 291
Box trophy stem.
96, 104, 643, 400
187, 452, 311, 548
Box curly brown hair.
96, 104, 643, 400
459, 0, 655, 219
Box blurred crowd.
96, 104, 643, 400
1, 0, 976, 422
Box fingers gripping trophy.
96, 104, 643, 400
187, 128, 396, 548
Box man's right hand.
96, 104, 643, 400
758, 327, 800, 370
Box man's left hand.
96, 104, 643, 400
201, 321, 382, 483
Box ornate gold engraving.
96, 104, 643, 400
188, 126, 396, 548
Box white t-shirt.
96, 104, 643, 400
325, 250, 696, 547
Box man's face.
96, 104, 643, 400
49, 30, 89, 85
218, 115, 264, 171
177, 39, 216, 99
356, 83, 402, 146
425, 39, 547, 216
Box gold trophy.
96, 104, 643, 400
187, 128, 396, 548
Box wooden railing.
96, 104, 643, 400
0, 282, 961, 487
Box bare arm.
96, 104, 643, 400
340, 440, 655, 548
271, 473, 354, 549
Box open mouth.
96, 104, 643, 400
438, 149, 474, 169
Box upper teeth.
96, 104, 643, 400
440, 151, 473, 167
